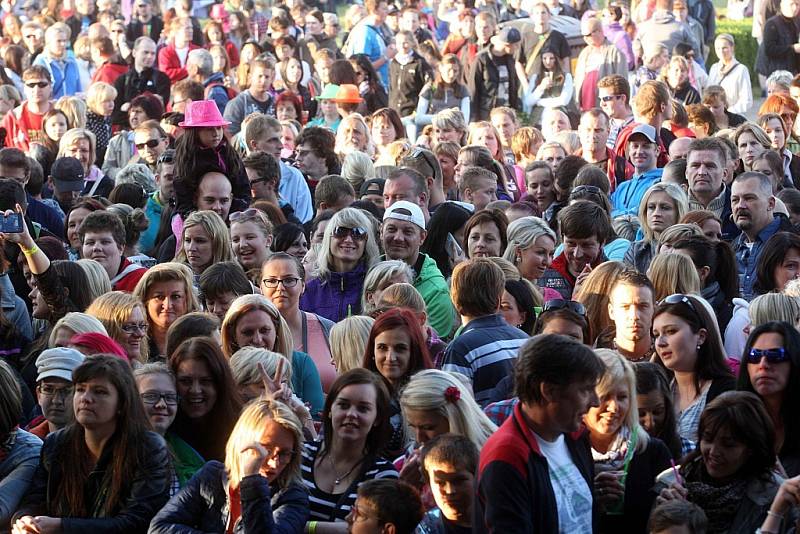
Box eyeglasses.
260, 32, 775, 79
600, 94, 624, 102
261, 445, 296, 464
229, 208, 260, 222
120, 322, 148, 334
37, 383, 73, 399
333, 226, 368, 241
262, 276, 301, 288
135, 138, 163, 150
140, 392, 180, 405
542, 299, 586, 316
25, 81, 49, 88
745, 347, 790, 364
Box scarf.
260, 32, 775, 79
591, 426, 630, 472
683, 457, 748, 533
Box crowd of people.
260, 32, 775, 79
0, 0, 800, 532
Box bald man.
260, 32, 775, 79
668, 137, 693, 160
574, 17, 628, 111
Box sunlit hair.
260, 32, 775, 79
748, 293, 800, 327
57, 128, 96, 167
658, 222, 704, 249
361, 259, 414, 314
400, 369, 497, 448
317, 207, 380, 279
573, 261, 628, 343
221, 294, 293, 359
647, 253, 702, 302
501, 216, 556, 267
133, 262, 200, 318
224, 398, 303, 489
336, 113, 375, 158
49, 312, 107, 347
175, 210, 234, 268
230, 207, 275, 239
86, 292, 150, 362
467, 121, 506, 163
733, 122, 772, 152
377, 283, 425, 314
593, 349, 649, 452
638, 183, 689, 241
330, 315, 374, 373
76, 259, 112, 301
229, 346, 293, 388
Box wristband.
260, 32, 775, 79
21, 245, 38, 256
766, 510, 784, 521
308, 521, 318, 534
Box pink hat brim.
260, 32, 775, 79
178, 119, 232, 128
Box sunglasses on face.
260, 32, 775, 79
135, 138, 162, 150
333, 226, 368, 241
745, 347, 789, 364
542, 299, 586, 316
25, 81, 48, 88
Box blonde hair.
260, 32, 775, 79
647, 253, 702, 302
361, 259, 414, 314
48, 312, 108, 347
86, 82, 117, 116
592, 349, 649, 452
329, 315, 374, 373
86, 291, 150, 362
229, 346, 293, 387
658, 222, 704, 249
317, 207, 380, 280
0, 85, 21, 108
638, 183, 689, 241
400, 369, 497, 448
230, 208, 274, 239
501, 216, 557, 267
58, 128, 95, 167
224, 398, 303, 490
573, 261, 628, 342
336, 113, 375, 158
551, 130, 580, 155
341, 150, 376, 191
175, 210, 234, 269
377, 283, 425, 313
76, 259, 113, 301
221, 294, 293, 359
55, 98, 88, 129
133, 262, 201, 319
749, 293, 800, 327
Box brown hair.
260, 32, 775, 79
450, 257, 505, 317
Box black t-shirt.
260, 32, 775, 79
520, 29, 571, 74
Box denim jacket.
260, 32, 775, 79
0, 429, 42, 526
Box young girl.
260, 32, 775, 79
208, 44, 239, 94
523, 47, 575, 129
85, 82, 117, 166
467, 122, 520, 201
280, 57, 317, 119
415, 53, 471, 128
308, 84, 341, 131
173, 100, 251, 218
39, 109, 69, 160
203, 20, 240, 68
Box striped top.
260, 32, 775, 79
300, 440, 398, 521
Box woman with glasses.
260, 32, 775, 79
150, 397, 309, 533
625, 183, 688, 274
262, 253, 336, 393
301, 368, 398, 531
229, 208, 273, 275
12, 356, 171, 533
652, 294, 736, 449
221, 294, 325, 418
103, 93, 165, 181
133, 262, 200, 360
737, 321, 800, 476
87, 291, 151, 363
133, 362, 204, 493
175, 210, 233, 282
300, 207, 380, 323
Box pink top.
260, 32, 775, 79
302, 313, 336, 393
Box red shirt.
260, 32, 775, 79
2, 102, 47, 152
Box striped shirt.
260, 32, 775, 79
300, 440, 398, 522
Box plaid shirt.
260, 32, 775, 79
484, 398, 519, 427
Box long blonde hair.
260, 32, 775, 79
592, 349, 649, 452
175, 210, 234, 270
224, 398, 303, 490
329, 315, 374, 373
647, 253, 701, 302
221, 294, 294, 359
86, 291, 150, 362
573, 261, 628, 342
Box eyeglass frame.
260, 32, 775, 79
120, 322, 149, 334
262, 276, 302, 289
37, 383, 74, 399
745, 347, 790, 365
541, 299, 586, 316
139, 392, 181, 406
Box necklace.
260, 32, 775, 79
329, 455, 363, 486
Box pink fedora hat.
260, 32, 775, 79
179, 100, 231, 128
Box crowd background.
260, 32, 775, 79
0, 0, 799, 532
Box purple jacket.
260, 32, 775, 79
300, 262, 367, 323
603, 21, 635, 70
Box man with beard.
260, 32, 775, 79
731, 171, 793, 300
381, 199, 454, 337
600, 270, 656, 362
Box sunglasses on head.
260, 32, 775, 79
229, 208, 260, 222
135, 138, 162, 150
659, 293, 701, 316
745, 347, 789, 364
333, 226, 368, 241
542, 299, 586, 316
25, 81, 48, 88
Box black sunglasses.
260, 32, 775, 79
135, 138, 162, 150
659, 293, 701, 317
745, 347, 789, 365
157, 152, 174, 164
542, 299, 586, 316
25, 81, 48, 88
333, 226, 368, 241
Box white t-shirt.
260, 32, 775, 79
176, 46, 189, 66
533, 432, 593, 533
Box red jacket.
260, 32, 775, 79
91, 62, 129, 85
112, 257, 148, 292
158, 43, 200, 83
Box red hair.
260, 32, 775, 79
275, 91, 305, 124
362, 308, 432, 391
70, 333, 129, 363
759, 94, 799, 116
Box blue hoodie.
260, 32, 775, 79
299, 262, 367, 323
611, 168, 663, 217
